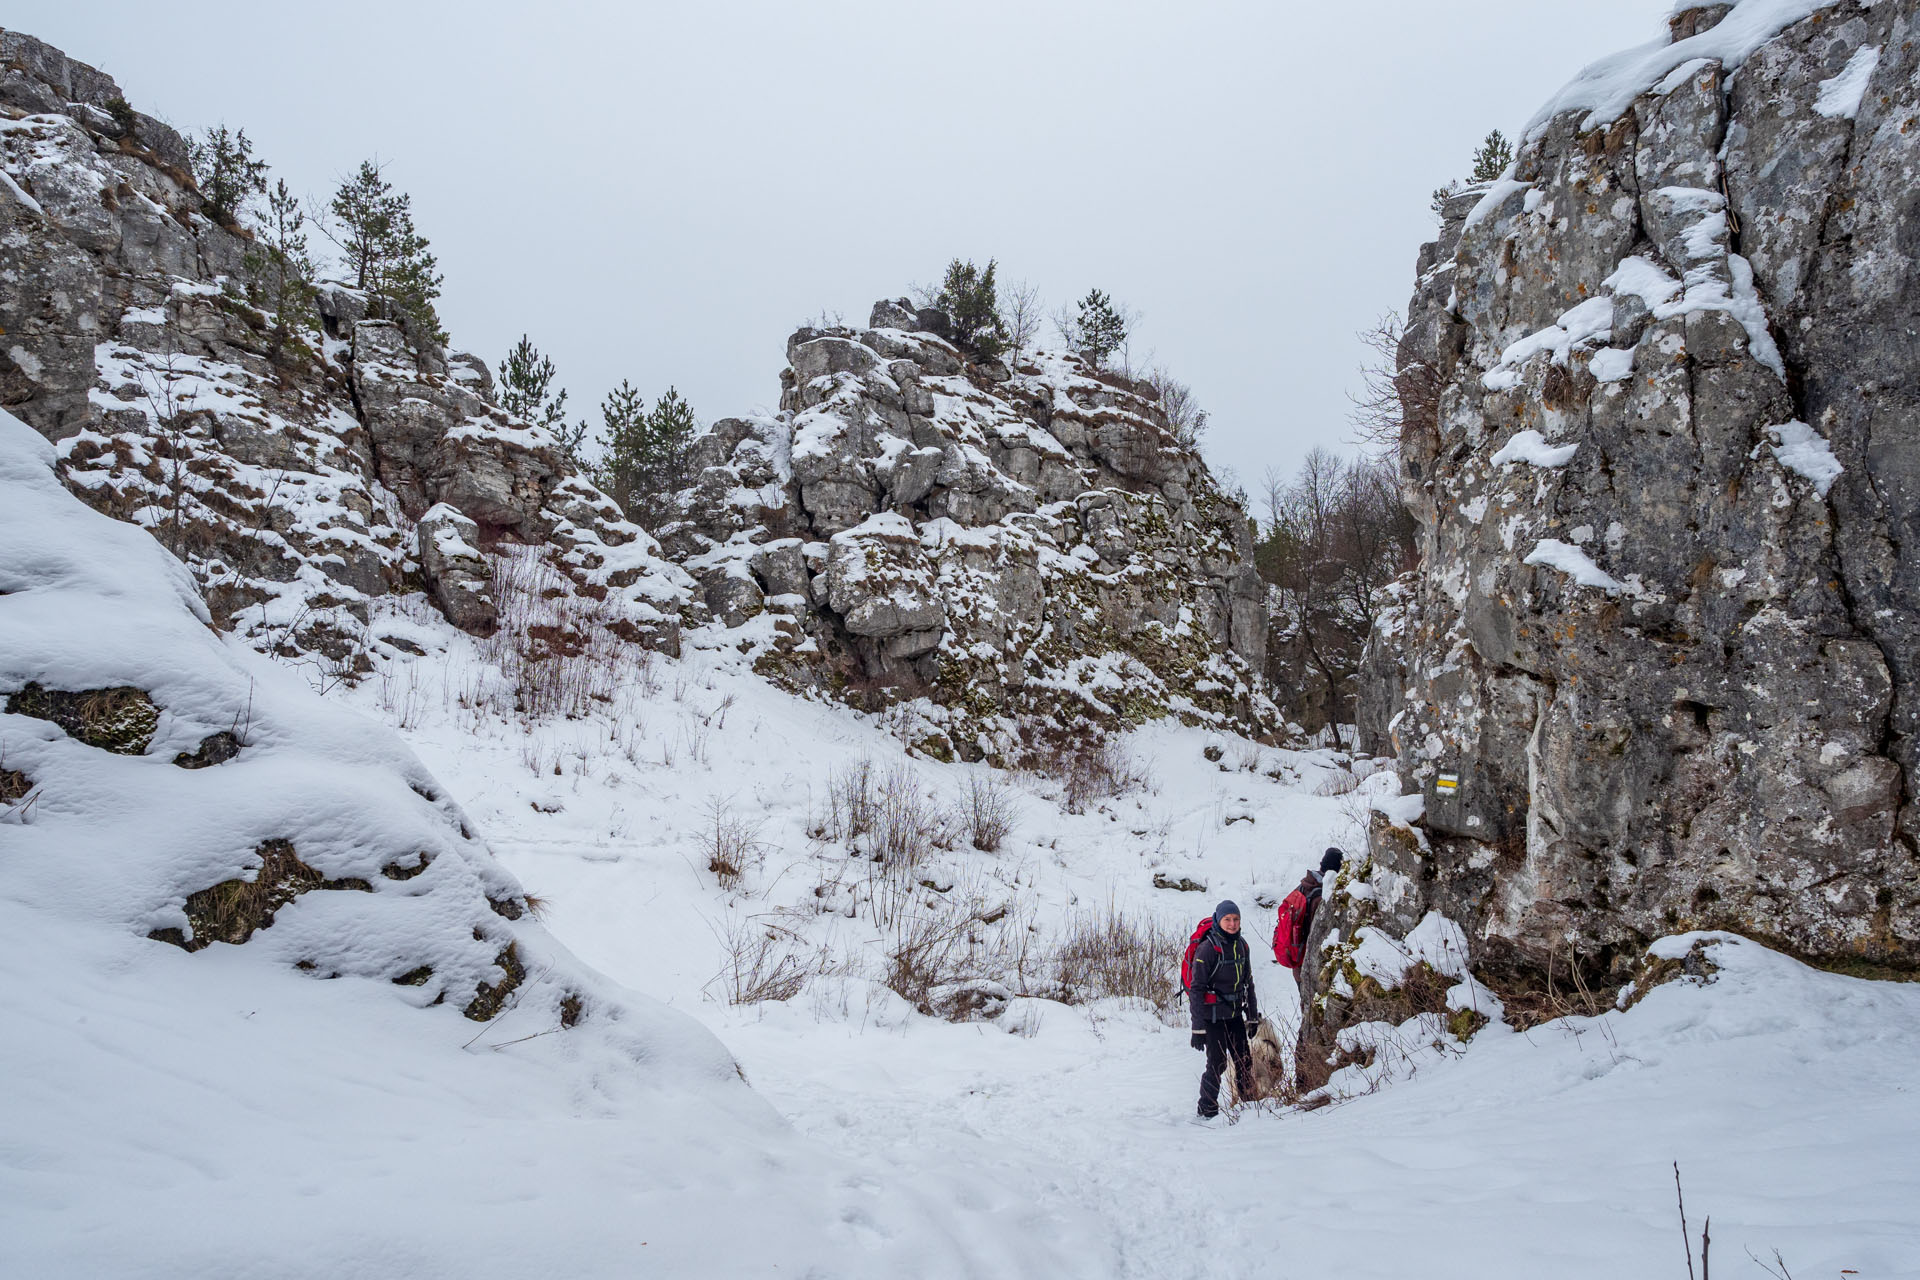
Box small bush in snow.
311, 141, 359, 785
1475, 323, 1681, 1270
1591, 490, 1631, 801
700, 797, 765, 892
958, 775, 1019, 852
1049, 904, 1184, 1020
1032, 737, 1144, 814
481, 547, 656, 722
880, 878, 1027, 1018
709, 917, 837, 1006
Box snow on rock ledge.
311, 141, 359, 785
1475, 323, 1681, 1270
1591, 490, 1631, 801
0, 407, 707, 1041
662, 300, 1277, 760
0, 31, 693, 667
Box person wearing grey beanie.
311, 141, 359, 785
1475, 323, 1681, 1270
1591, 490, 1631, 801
1187, 900, 1259, 1119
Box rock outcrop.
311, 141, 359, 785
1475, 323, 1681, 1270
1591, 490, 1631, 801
0, 29, 691, 663
663, 301, 1275, 761
1312, 0, 1920, 1059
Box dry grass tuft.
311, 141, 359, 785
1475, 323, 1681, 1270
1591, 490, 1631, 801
7, 683, 161, 755
1049, 903, 1184, 1019
160, 838, 372, 952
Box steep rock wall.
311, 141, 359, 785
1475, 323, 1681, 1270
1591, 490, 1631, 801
664, 301, 1276, 761
1315, 0, 1920, 1053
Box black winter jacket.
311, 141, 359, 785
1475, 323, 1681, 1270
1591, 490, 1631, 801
1188, 926, 1259, 1030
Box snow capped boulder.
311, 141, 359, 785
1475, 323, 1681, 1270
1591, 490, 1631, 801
665, 303, 1278, 759
416, 503, 498, 635
1327, 0, 1920, 1063
826, 512, 947, 656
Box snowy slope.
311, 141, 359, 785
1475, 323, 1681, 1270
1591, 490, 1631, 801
0, 408, 1092, 1279
322, 573, 1920, 1279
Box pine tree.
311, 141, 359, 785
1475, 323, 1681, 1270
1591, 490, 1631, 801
328, 160, 445, 345
594, 382, 698, 521
497, 335, 572, 435
1470, 129, 1514, 182
594, 380, 651, 513
935, 259, 1009, 359
189, 126, 268, 226
243, 179, 317, 363
1072, 288, 1130, 367
647, 387, 698, 494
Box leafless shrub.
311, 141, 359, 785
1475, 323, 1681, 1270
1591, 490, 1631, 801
1349, 310, 1441, 459
1142, 365, 1208, 447
872, 764, 953, 866
1034, 737, 1145, 813
707, 916, 839, 1006
1048, 903, 1184, 1019
812, 758, 878, 842
481, 545, 657, 722
699, 797, 766, 891
881, 877, 1027, 1017
958, 774, 1019, 852
1001, 279, 1043, 358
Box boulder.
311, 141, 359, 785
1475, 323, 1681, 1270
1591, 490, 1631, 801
416, 505, 498, 635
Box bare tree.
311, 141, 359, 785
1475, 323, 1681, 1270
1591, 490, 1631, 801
1144, 365, 1208, 447
1350, 311, 1441, 459
1257, 449, 1416, 744
1001, 279, 1043, 359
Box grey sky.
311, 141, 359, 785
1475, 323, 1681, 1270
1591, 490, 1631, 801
18, 1, 1674, 495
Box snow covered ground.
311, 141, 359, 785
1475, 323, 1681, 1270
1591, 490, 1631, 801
339, 610, 1920, 1279
6, 402, 1918, 1277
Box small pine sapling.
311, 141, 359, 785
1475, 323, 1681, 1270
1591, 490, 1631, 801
189, 125, 269, 227
1469, 129, 1513, 182
1071, 288, 1131, 368
497, 336, 575, 450
243, 179, 318, 363
104, 97, 138, 136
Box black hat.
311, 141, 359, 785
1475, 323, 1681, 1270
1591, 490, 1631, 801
1319, 848, 1344, 873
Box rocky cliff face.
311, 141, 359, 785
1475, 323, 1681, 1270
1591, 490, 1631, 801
1312, 0, 1920, 1055
0, 30, 691, 667
662, 301, 1275, 762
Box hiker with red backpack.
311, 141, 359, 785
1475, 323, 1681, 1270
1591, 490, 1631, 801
1272, 848, 1344, 970
1184, 900, 1260, 1121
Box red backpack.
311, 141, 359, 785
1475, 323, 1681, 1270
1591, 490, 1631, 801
1272, 888, 1312, 968
1179, 917, 1215, 993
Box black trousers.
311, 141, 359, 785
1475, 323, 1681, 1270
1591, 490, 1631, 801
1198, 1017, 1254, 1116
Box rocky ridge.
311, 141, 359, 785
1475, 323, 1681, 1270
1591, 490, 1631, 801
0, 29, 692, 672
663, 300, 1275, 762
1308, 0, 1920, 1065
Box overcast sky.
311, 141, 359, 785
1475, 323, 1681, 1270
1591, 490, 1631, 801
19, 1, 1674, 492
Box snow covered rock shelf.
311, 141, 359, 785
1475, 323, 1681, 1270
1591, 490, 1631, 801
0, 408, 1081, 1277
1333, 0, 1920, 1062
662, 301, 1277, 762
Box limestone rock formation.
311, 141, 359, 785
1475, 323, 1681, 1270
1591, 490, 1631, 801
663, 300, 1275, 761
1313, 0, 1920, 1056
0, 29, 691, 664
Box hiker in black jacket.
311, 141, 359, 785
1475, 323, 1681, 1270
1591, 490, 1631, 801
1189, 899, 1260, 1119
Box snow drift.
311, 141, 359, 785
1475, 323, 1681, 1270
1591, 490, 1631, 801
0, 407, 1080, 1278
